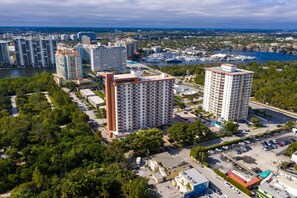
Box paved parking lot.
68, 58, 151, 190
174, 111, 199, 123
209, 132, 297, 177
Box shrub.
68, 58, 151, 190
214, 169, 251, 196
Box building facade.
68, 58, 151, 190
90, 44, 127, 72
115, 38, 138, 59
0, 40, 10, 65
70, 34, 77, 41
14, 37, 57, 67
77, 32, 96, 41
102, 71, 174, 136
148, 152, 190, 182
55, 48, 83, 80
173, 168, 209, 198
81, 36, 91, 45
203, 64, 254, 121
75, 44, 92, 61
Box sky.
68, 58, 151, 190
0, 0, 297, 29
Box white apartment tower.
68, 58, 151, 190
0, 40, 10, 65
203, 64, 254, 121
55, 48, 83, 80
90, 44, 127, 73
14, 37, 57, 67
103, 71, 174, 136
115, 38, 138, 59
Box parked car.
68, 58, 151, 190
235, 149, 242, 154
232, 187, 240, 194
272, 139, 278, 144
263, 146, 270, 151
271, 145, 278, 149
216, 148, 223, 152
239, 142, 246, 146
278, 141, 285, 147
261, 141, 268, 146
222, 146, 229, 150
224, 182, 231, 188
254, 137, 261, 141
244, 140, 251, 144
284, 140, 291, 145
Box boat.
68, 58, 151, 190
166, 58, 182, 63
145, 58, 160, 63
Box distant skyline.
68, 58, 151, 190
1, 0, 297, 29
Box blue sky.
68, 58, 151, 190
0, 0, 296, 29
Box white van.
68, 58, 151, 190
136, 157, 141, 166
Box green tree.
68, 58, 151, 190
250, 117, 261, 125
286, 142, 297, 156
224, 121, 239, 135
32, 167, 43, 190
285, 121, 296, 130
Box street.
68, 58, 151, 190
10, 95, 18, 117
175, 148, 249, 198
68, 91, 110, 140
249, 101, 297, 124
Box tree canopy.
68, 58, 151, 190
0, 73, 156, 198
151, 61, 297, 112
167, 120, 211, 146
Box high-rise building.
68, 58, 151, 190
90, 44, 127, 72
75, 44, 91, 61
60, 34, 69, 41
102, 70, 174, 136
0, 40, 10, 65
70, 34, 77, 41
77, 32, 96, 41
115, 38, 138, 59
2, 33, 13, 39
203, 64, 254, 121
55, 48, 83, 80
14, 37, 57, 67
51, 35, 60, 41
151, 46, 161, 53
81, 36, 91, 45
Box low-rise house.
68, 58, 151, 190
88, 95, 104, 108
173, 168, 209, 198
148, 152, 190, 182
257, 182, 290, 198
80, 89, 96, 99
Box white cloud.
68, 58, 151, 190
0, 0, 296, 28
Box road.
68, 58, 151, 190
68, 92, 110, 140
249, 102, 297, 124
177, 148, 249, 198
43, 91, 54, 110
10, 95, 18, 117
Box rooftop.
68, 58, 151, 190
88, 96, 104, 104
113, 71, 174, 82
259, 182, 289, 198
56, 49, 80, 56
205, 64, 254, 75
80, 89, 95, 96
152, 152, 188, 169
181, 168, 209, 185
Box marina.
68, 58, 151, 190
142, 51, 297, 66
